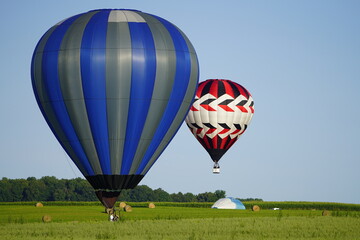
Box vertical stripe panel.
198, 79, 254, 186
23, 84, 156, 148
136, 16, 192, 174
128, 13, 177, 174
140, 63, 198, 174
222, 80, 237, 139
58, 12, 103, 174
246, 96, 255, 124
200, 81, 213, 127
106, 20, 132, 174
141, 50, 198, 174
216, 81, 227, 126
120, 21, 156, 175
191, 81, 205, 138
81, 10, 111, 175
138, 18, 199, 174
32, 27, 57, 108
209, 81, 218, 141
41, 15, 95, 175
31, 26, 91, 176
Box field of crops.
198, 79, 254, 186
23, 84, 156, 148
1, 202, 360, 239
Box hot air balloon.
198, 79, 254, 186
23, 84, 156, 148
31, 9, 199, 209
185, 79, 254, 173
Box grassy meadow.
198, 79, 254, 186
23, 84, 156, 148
0, 202, 360, 239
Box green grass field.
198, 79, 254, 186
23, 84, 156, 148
0, 202, 360, 239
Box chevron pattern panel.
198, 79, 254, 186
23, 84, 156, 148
186, 79, 254, 162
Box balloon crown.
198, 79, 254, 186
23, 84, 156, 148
88, 9, 142, 12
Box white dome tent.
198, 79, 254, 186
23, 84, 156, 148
211, 197, 246, 209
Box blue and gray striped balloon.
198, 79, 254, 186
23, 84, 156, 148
31, 9, 199, 207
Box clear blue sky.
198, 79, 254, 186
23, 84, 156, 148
1, 0, 359, 203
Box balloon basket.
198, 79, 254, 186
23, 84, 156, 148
108, 207, 120, 222
213, 163, 220, 174
213, 168, 220, 174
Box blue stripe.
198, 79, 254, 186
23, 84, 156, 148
81, 10, 111, 175
136, 17, 192, 174
121, 22, 156, 175
41, 15, 94, 176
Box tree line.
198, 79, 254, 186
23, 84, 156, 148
0, 177, 239, 202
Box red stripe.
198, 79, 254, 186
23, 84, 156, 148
206, 128, 217, 134
219, 105, 235, 112
220, 136, 228, 149
196, 136, 207, 149
200, 105, 216, 111
236, 106, 248, 113
202, 136, 211, 149
222, 80, 235, 98
233, 83, 248, 99
218, 128, 230, 135
209, 80, 218, 98
196, 128, 203, 135
250, 106, 254, 113
226, 138, 238, 150
196, 81, 207, 98
230, 129, 241, 135
190, 106, 198, 111
212, 135, 218, 149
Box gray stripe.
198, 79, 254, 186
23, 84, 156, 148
33, 26, 57, 102
141, 51, 199, 175
33, 26, 89, 176
106, 21, 132, 174
128, 13, 177, 174
58, 12, 103, 175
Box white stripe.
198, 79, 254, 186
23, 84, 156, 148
109, 10, 146, 23
108, 10, 127, 22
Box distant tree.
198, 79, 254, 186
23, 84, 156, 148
72, 178, 88, 200
153, 188, 172, 202
214, 190, 226, 199
41, 176, 59, 200
183, 192, 197, 202
53, 179, 67, 201
23, 177, 47, 201
128, 185, 155, 202
12, 179, 27, 201
118, 189, 130, 201
197, 192, 217, 202
171, 192, 185, 202
76, 179, 97, 201
65, 178, 77, 201
0, 178, 12, 201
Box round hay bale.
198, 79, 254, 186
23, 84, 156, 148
35, 202, 43, 207
124, 205, 132, 212
252, 205, 261, 212
42, 215, 52, 223
322, 210, 331, 216
148, 203, 155, 208
119, 202, 127, 209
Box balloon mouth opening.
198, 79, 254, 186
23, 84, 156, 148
95, 191, 121, 209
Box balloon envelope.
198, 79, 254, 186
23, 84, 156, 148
185, 79, 254, 165
31, 9, 199, 208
